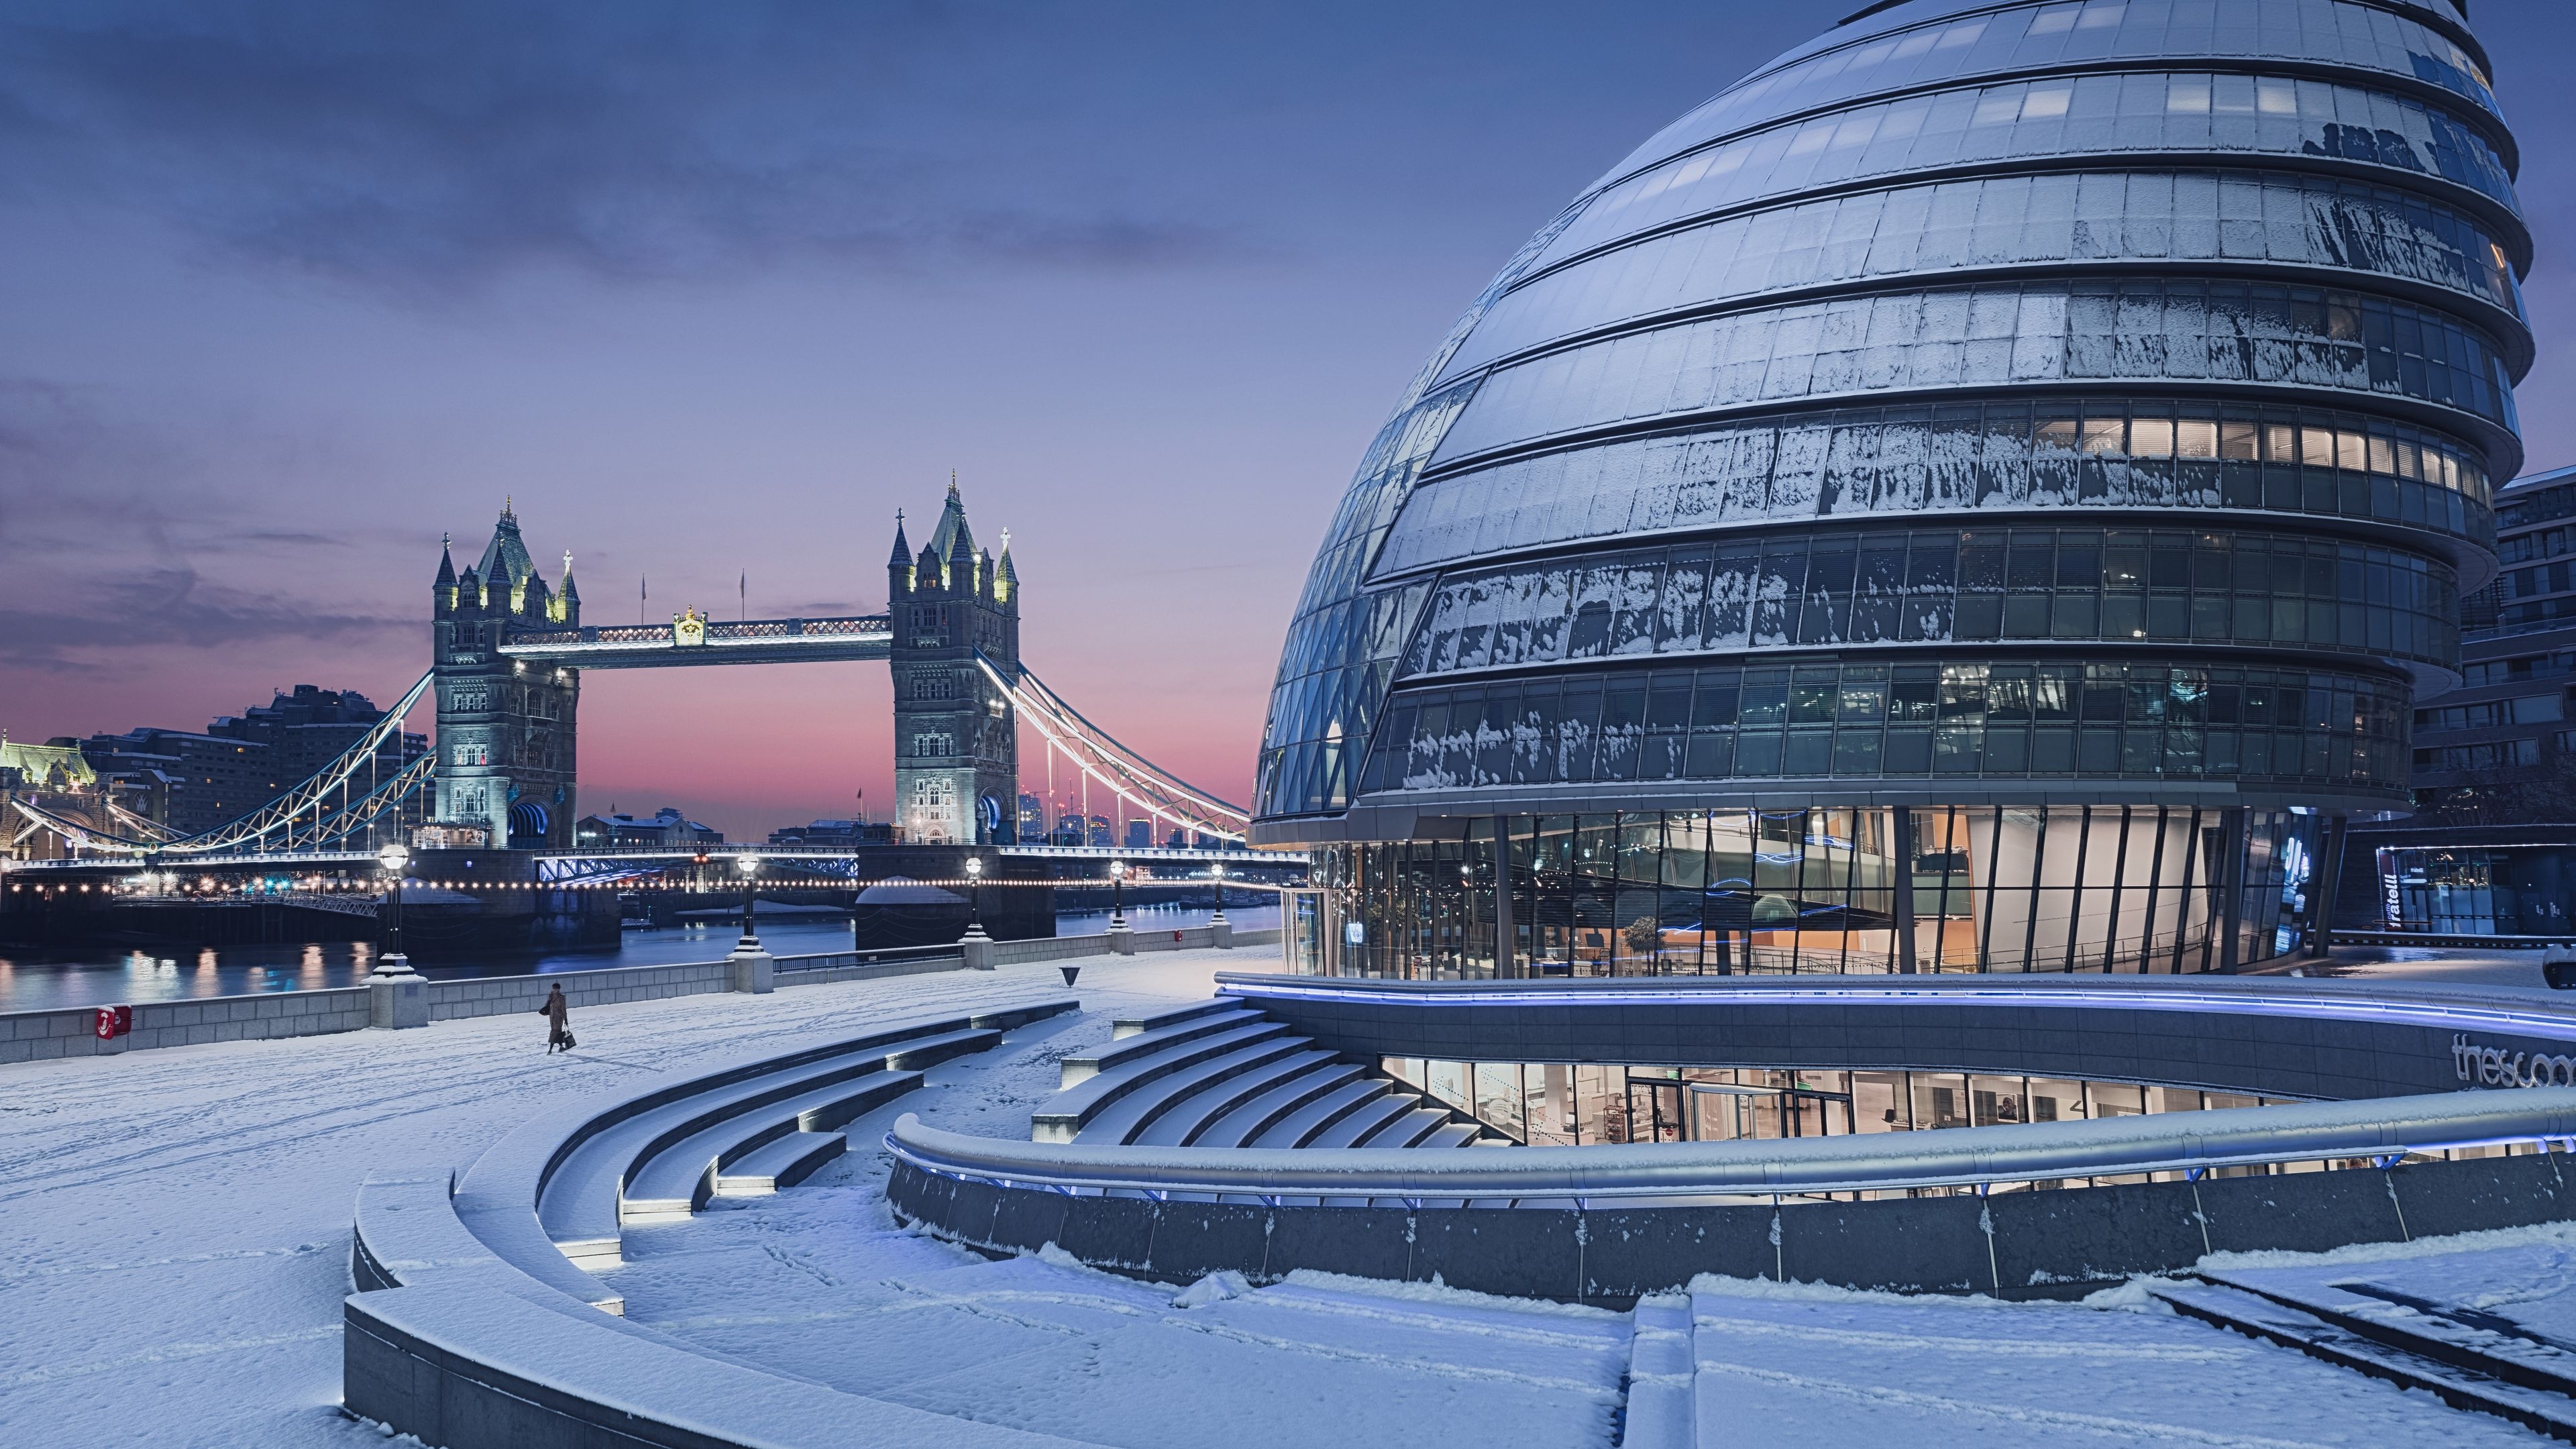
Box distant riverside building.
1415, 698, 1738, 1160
766, 818, 896, 848
78, 729, 277, 839
1018, 793, 1046, 844
67, 686, 427, 841
576, 808, 723, 849
1256, 0, 2525, 975
0, 737, 119, 863
2411, 466, 2576, 813
2364, 464, 2576, 934
211, 684, 421, 798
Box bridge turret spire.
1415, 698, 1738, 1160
948, 517, 978, 596
887, 510, 912, 570
434, 533, 458, 614
558, 551, 580, 622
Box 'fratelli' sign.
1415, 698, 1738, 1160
2455, 1034, 2576, 1089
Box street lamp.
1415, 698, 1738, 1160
1108, 859, 1129, 932
374, 843, 415, 977
1208, 861, 1228, 928
961, 855, 989, 943
735, 854, 760, 952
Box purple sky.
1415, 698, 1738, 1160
4, 1, 2573, 839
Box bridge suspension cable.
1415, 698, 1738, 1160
7, 669, 438, 857
975, 656, 1250, 844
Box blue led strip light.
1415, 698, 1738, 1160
1215, 978, 2576, 1046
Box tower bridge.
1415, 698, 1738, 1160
5, 481, 1252, 865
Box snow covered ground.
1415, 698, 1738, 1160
0, 952, 1255, 1448
1685, 1276, 2542, 1446
5, 944, 2573, 1448
603, 997, 1633, 1449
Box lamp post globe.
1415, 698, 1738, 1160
1208, 861, 1227, 928
374, 843, 413, 977
1108, 859, 1129, 932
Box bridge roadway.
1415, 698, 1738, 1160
3, 844, 1304, 876
495, 614, 891, 668
530, 843, 1303, 884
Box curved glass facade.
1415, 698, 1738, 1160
1434, 280, 2516, 466
1395, 527, 2459, 680
1613, 1, 2501, 178
1381, 399, 2495, 576
1363, 659, 2410, 796
1441, 170, 2524, 388
1257, 0, 2528, 975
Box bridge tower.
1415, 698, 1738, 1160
888, 481, 1019, 844
429, 504, 581, 848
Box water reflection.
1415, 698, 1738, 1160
0, 904, 1279, 1014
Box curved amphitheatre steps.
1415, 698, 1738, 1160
714, 1129, 847, 1196
347, 998, 1085, 1449
539, 1027, 1000, 1262
1031, 998, 1498, 1160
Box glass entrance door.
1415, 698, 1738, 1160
1625, 1078, 1686, 1142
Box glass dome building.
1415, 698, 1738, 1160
1255, 0, 2526, 977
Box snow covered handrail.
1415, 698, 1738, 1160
888, 1089, 2576, 1201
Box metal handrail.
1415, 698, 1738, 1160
773, 944, 963, 971
888, 1089, 2576, 1201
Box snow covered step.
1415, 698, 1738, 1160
713, 1130, 846, 1197
1248, 1076, 1391, 1148
1305, 1091, 1421, 1148
2151, 1282, 2576, 1440
1059, 1008, 1275, 1088
533, 1012, 1030, 1267
1360, 1106, 1453, 1148
883, 1026, 1004, 1071
1418, 1120, 1484, 1149
1195, 1061, 1368, 1148
2197, 1270, 2576, 1403
1111, 998, 1236, 1040
1031, 1021, 1294, 1142
620, 1069, 918, 1222
1070, 1037, 1311, 1144
1620, 1295, 1693, 1449
1128, 1051, 1343, 1147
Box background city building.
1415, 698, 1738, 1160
2359, 463, 2576, 934
576, 807, 724, 850
1257, 0, 2527, 975
2412, 464, 2576, 818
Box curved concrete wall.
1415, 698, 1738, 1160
889, 975, 2576, 1301
888, 1146, 2576, 1304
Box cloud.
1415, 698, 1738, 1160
0, 376, 410, 676
0, 1, 1240, 294
0, 569, 409, 673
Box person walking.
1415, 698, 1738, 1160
539, 983, 574, 1053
